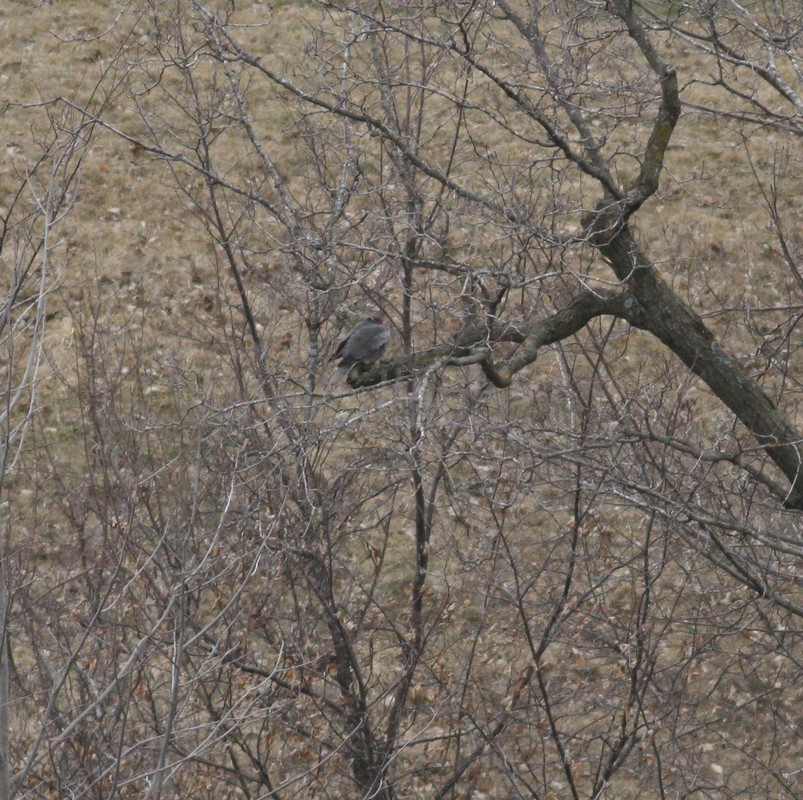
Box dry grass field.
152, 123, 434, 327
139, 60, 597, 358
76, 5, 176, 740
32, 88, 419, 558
1, 1, 802, 798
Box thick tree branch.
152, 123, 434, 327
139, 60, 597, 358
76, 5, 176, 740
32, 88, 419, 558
631, 65, 680, 207
609, 0, 682, 213
478, 290, 647, 388
599, 225, 803, 510
573, 5, 803, 508
347, 288, 646, 389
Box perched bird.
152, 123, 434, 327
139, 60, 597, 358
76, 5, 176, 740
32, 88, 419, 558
328, 316, 390, 386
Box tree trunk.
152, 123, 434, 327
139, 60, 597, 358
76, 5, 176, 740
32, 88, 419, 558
601, 224, 803, 509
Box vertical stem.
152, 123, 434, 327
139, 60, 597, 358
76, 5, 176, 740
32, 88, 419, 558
0, 513, 9, 800
410, 466, 428, 656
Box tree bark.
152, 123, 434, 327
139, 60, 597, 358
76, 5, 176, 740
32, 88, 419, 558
599, 223, 803, 509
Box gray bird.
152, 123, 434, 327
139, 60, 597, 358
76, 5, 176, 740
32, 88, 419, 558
328, 316, 390, 386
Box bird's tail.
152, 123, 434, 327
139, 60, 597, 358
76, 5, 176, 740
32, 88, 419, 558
327, 365, 351, 387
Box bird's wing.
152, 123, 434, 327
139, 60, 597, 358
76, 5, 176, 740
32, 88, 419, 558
347, 323, 384, 360
331, 319, 373, 361
331, 333, 350, 361
375, 325, 390, 349
363, 324, 389, 360
330, 319, 388, 365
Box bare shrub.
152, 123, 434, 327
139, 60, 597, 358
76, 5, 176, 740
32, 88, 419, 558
2, 1, 802, 798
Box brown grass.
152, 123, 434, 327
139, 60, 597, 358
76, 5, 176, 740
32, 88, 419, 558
2, 2, 802, 798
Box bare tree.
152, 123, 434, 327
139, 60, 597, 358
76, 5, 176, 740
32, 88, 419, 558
2, 0, 801, 798
0, 104, 93, 796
